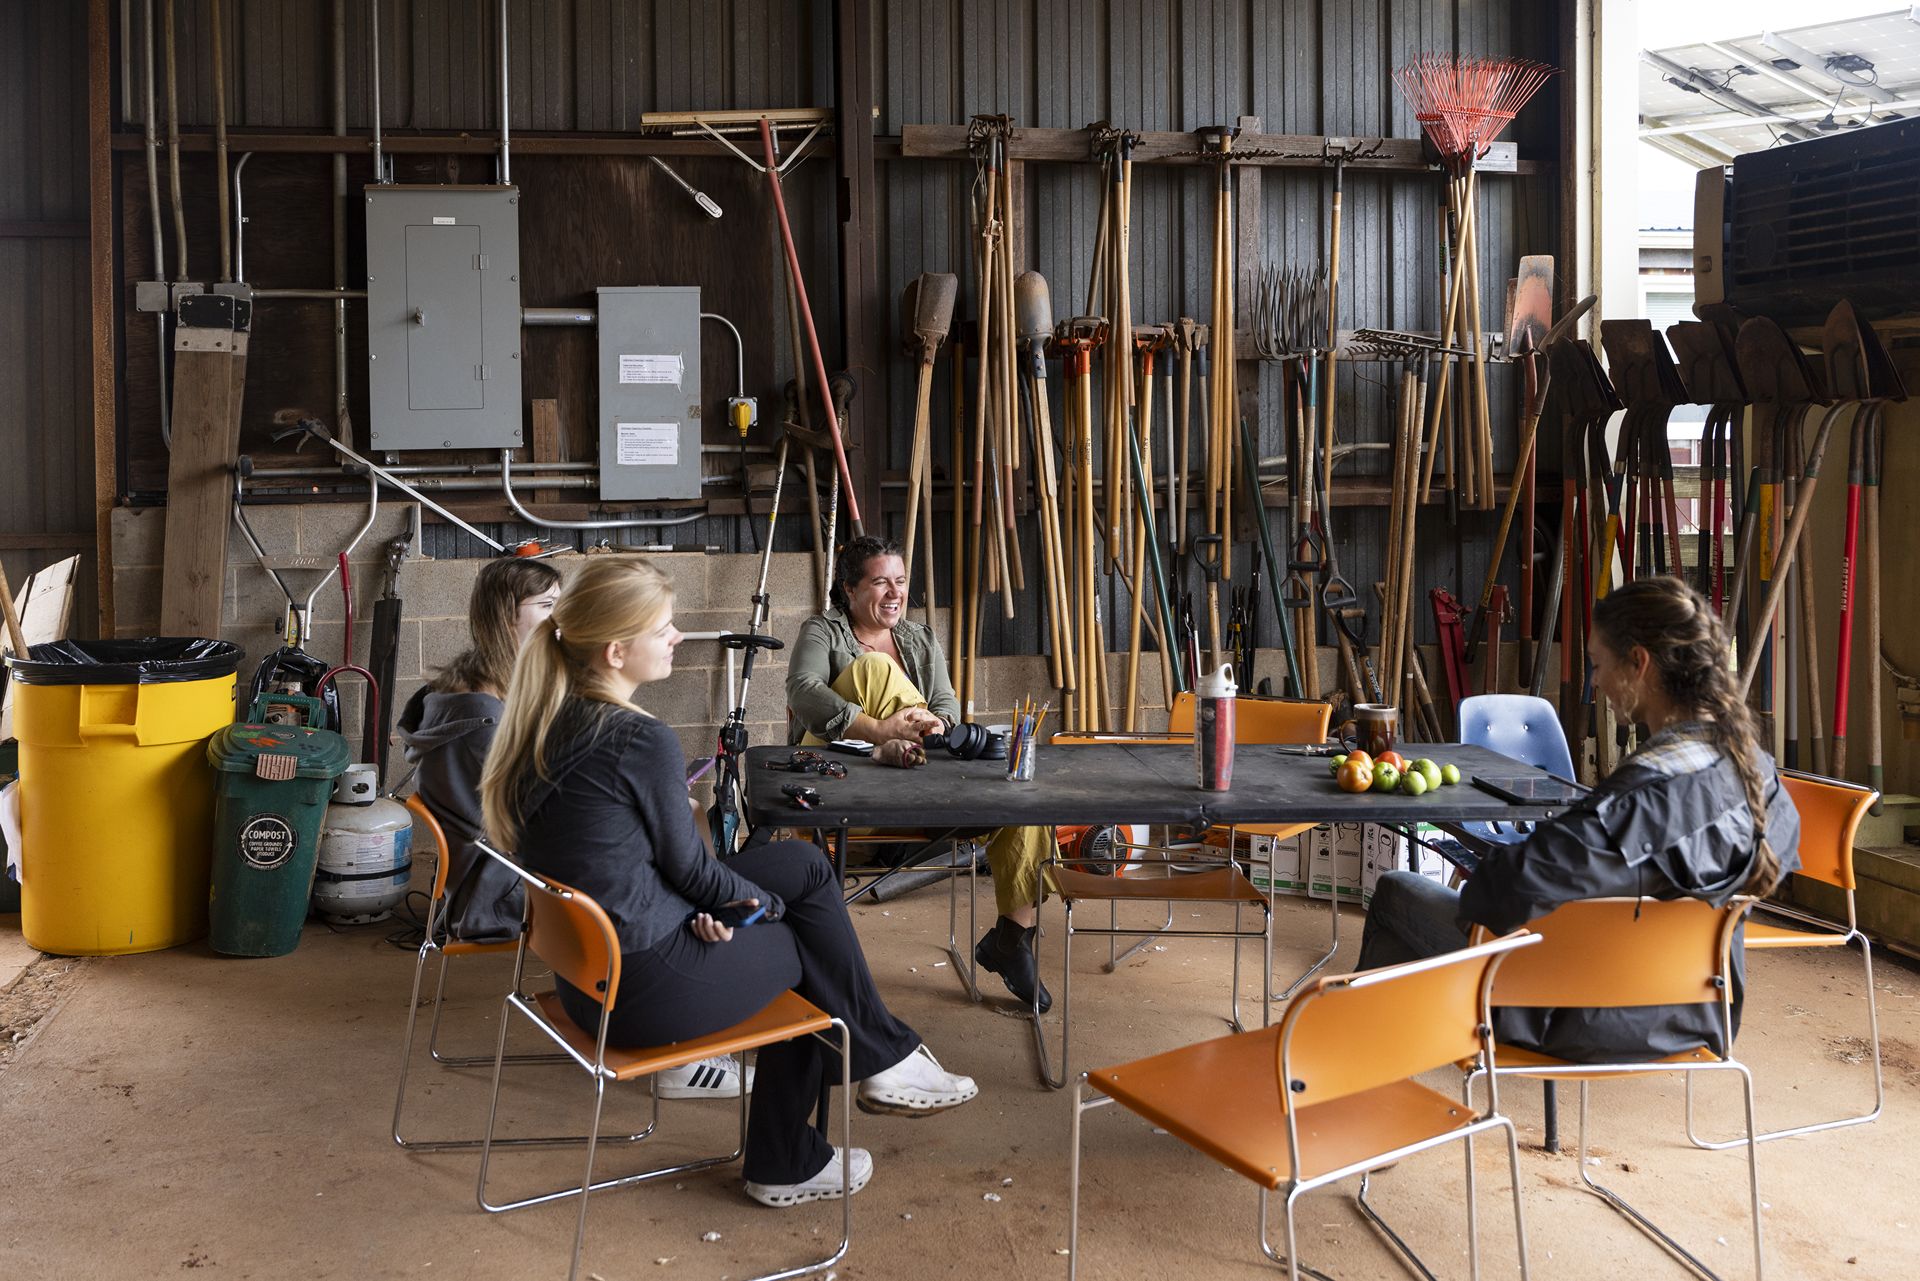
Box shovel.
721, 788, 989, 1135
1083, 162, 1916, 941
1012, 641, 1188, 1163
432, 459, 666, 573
1016, 270, 1075, 697
900, 273, 958, 626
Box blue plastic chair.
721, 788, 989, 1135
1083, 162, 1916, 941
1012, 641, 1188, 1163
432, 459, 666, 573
1457, 694, 1576, 845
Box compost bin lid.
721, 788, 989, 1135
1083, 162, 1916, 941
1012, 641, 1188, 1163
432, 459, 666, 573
207, 722, 351, 780
6, 638, 244, 686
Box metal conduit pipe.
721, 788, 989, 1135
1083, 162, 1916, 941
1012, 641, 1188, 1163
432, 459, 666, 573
497, 0, 510, 184
249, 462, 597, 480
369, 0, 386, 183
231, 152, 251, 282
161, 0, 186, 280
254, 288, 369, 300
521, 307, 595, 325
500, 451, 705, 531
331, 0, 350, 444
701, 311, 746, 399
254, 475, 601, 494
210, 0, 230, 281
142, 0, 170, 446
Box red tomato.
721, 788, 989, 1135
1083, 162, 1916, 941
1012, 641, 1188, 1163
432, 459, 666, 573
1376, 750, 1408, 773
1336, 759, 1373, 793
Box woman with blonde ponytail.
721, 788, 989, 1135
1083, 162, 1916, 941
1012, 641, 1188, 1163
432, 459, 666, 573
480, 557, 978, 1208
1358, 576, 1801, 1061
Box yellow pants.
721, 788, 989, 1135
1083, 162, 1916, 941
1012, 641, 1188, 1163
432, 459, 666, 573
803, 652, 1052, 918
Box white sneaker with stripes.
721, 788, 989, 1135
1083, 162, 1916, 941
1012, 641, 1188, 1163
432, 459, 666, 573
655, 1054, 753, 1100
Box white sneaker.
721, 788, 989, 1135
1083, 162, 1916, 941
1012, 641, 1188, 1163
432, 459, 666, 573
655, 1054, 753, 1100
856, 1044, 978, 1117
744, 1146, 873, 1207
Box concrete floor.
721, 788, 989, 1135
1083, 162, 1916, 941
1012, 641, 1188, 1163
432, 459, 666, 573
1, 884, 1916, 1281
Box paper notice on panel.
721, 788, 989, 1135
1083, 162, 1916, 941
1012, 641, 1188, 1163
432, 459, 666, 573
615, 422, 679, 467
618, 353, 684, 386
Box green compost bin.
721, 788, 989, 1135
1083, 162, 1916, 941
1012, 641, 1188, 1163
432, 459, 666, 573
206, 718, 349, 957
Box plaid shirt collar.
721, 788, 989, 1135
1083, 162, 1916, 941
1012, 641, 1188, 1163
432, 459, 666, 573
1630, 719, 1723, 779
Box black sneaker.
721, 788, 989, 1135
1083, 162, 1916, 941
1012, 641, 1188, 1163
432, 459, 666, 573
974, 917, 1053, 1013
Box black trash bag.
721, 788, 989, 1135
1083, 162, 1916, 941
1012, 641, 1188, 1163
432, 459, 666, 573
246, 645, 342, 732
7, 637, 244, 685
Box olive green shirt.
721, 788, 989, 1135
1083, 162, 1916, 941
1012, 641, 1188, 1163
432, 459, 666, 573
785, 606, 961, 743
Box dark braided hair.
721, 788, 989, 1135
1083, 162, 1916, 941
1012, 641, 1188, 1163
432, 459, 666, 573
1593, 576, 1781, 896
830, 534, 905, 610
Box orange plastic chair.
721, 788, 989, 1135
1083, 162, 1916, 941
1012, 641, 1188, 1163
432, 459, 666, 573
1170, 691, 1341, 997
1068, 931, 1540, 1280
393, 794, 575, 1152
472, 843, 852, 1281
1467, 898, 1764, 1279
1687, 770, 1881, 1148
1026, 733, 1273, 1088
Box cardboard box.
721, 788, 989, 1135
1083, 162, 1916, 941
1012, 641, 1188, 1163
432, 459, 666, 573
1361, 822, 1449, 907
1244, 831, 1310, 897
1308, 822, 1365, 903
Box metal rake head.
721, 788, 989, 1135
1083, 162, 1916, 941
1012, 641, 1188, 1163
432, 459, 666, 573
1392, 54, 1556, 164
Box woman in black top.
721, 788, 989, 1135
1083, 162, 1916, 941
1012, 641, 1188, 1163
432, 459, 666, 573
480, 557, 977, 1207
1357, 576, 1800, 1061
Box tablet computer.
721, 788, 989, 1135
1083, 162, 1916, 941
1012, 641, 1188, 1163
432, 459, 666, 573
1470, 774, 1587, 805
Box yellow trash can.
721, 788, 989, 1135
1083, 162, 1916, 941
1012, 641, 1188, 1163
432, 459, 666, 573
6, 639, 242, 955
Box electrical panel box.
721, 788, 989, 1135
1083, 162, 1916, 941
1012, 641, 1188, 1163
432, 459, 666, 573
596, 286, 703, 501
364, 185, 523, 451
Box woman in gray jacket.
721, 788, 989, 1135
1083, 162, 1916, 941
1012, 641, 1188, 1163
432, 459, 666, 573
1358, 575, 1800, 1061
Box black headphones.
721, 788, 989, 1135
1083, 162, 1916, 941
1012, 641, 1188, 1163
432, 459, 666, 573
925, 721, 1004, 761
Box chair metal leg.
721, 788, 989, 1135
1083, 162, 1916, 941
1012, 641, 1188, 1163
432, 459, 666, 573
1352, 1115, 1531, 1281
567, 1075, 610, 1281
394, 942, 581, 1153
1575, 1077, 1758, 1280
1031, 899, 1072, 1089
944, 839, 982, 1003
1273, 893, 1339, 1002
1256, 1183, 1337, 1281
1686, 935, 1883, 1148
1503, 1113, 1533, 1280
1102, 897, 1175, 972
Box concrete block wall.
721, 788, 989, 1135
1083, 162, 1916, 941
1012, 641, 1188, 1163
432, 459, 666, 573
109, 505, 1164, 777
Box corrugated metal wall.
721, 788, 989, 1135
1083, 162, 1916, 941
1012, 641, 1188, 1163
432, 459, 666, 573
0, 0, 97, 630
71, 1, 1561, 661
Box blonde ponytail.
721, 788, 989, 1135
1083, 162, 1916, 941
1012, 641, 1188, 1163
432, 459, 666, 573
479, 556, 674, 851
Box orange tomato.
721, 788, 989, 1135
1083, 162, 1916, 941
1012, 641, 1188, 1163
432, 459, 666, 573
1376, 750, 1407, 773
1336, 759, 1373, 793
1344, 750, 1373, 772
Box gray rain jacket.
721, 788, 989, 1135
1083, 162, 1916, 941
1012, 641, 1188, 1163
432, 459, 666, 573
1458, 722, 1801, 1062
397, 687, 523, 943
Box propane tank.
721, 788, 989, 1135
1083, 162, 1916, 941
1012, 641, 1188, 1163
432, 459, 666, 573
313, 764, 414, 924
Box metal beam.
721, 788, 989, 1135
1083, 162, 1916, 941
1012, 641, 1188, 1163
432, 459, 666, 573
1639, 49, 1819, 142
1639, 88, 1920, 138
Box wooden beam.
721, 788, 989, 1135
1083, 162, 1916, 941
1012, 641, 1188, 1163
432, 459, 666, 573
88, 0, 116, 637
528, 399, 565, 503
159, 324, 249, 636
834, 0, 884, 533
900, 124, 1547, 176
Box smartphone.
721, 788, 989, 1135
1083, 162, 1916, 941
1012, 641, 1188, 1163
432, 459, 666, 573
688, 902, 766, 930
827, 739, 875, 757
685, 755, 717, 784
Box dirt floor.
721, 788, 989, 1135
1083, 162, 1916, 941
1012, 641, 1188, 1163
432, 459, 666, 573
1, 880, 1916, 1281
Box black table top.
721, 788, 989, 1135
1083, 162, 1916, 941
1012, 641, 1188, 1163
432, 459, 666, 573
743, 742, 1568, 830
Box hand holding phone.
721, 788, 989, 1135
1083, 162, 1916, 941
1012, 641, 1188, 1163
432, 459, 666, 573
687, 898, 765, 942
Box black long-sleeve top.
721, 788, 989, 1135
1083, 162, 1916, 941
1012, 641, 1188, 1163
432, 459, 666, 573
512, 698, 782, 955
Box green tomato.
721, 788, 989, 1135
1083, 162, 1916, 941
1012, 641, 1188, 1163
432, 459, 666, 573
1440, 763, 1462, 786
1402, 769, 1429, 796
1372, 762, 1401, 792
1329, 753, 1349, 777
1414, 758, 1442, 788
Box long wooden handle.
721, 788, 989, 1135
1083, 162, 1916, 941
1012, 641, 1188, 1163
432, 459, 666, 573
903, 360, 935, 577
1738, 406, 1840, 697
0, 562, 26, 657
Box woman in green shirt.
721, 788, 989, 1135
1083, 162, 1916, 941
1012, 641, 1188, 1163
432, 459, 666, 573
786, 535, 1056, 1012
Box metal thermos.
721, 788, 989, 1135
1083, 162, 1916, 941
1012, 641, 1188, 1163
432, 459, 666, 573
1195, 663, 1237, 791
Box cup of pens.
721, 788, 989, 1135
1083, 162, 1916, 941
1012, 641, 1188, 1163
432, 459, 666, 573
1005, 698, 1049, 782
